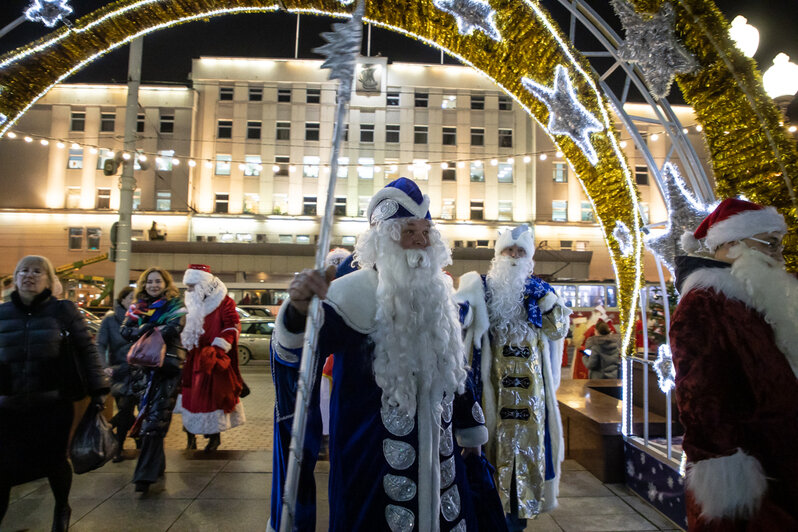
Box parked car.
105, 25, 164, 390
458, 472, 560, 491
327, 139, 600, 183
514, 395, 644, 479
237, 305, 274, 318
237, 317, 275, 365
77, 307, 102, 339
236, 307, 252, 319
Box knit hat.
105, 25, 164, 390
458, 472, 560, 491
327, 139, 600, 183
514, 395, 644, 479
366, 177, 431, 225
495, 224, 534, 258
681, 198, 787, 253
183, 264, 213, 286
325, 248, 350, 268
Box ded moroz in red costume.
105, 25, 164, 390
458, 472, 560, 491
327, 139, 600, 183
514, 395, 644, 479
176, 264, 246, 435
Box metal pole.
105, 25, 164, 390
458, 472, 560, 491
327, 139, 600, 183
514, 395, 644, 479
113, 37, 142, 298
367, 23, 371, 57
294, 14, 300, 59
0, 15, 26, 40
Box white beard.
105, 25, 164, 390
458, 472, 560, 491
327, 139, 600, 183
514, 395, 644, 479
180, 277, 227, 351
729, 244, 798, 378
355, 220, 467, 416
486, 255, 534, 346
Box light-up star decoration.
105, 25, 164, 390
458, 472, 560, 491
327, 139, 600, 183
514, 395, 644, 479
613, 221, 633, 257
611, 0, 698, 99
644, 163, 712, 274
433, 0, 502, 42
25, 0, 73, 28
653, 344, 676, 393
522, 65, 604, 166
312, 0, 365, 101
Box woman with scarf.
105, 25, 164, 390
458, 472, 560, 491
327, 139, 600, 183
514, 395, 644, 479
121, 267, 185, 494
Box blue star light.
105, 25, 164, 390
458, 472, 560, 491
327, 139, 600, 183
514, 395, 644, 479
521, 65, 604, 165
25, 0, 73, 28
433, 0, 502, 42
653, 344, 676, 393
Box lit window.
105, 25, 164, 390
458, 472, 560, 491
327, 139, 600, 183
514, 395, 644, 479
96, 149, 114, 170
67, 148, 83, 169
303, 196, 317, 216
442, 162, 457, 181
87, 227, 101, 250
470, 161, 484, 182
96, 188, 111, 209
68, 227, 83, 250
70, 111, 85, 132
160, 114, 174, 134
157, 150, 175, 172
358, 157, 374, 179
244, 155, 261, 177
470, 200, 484, 220
498, 200, 513, 221
249, 86, 263, 102
442, 94, 457, 109
441, 199, 455, 220
387, 91, 400, 106
278, 234, 293, 243
498, 129, 513, 148
334, 196, 347, 216
384, 160, 399, 181
337, 157, 349, 179
247, 121, 261, 140
497, 162, 513, 183
552, 200, 567, 222
553, 162, 567, 183
442, 127, 456, 146
132, 189, 141, 210
360, 124, 375, 143
215, 154, 232, 176
471, 128, 484, 146
156, 191, 171, 211
243, 193, 259, 214
342, 236, 356, 246
386, 124, 400, 143
297, 235, 311, 244
414, 91, 429, 108
581, 201, 595, 222
100, 112, 115, 132
306, 88, 321, 104
575, 241, 588, 252
276, 122, 290, 141
214, 193, 229, 213
412, 159, 428, 181
303, 156, 320, 178
471, 94, 485, 110
358, 196, 370, 217
414, 125, 428, 144
305, 122, 320, 141
219, 87, 234, 101
272, 194, 288, 215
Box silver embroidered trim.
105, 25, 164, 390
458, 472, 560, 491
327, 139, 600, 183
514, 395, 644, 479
371, 199, 400, 224
381, 404, 415, 437
451, 519, 467, 532
441, 398, 453, 424
439, 424, 453, 455
386, 504, 415, 532
383, 474, 417, 502
440, 455, 455, 489
472, 402, 485, 424
384, 439, 416, 470
440, 485, 461, 522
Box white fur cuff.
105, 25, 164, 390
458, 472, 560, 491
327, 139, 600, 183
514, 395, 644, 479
686, 449, 767, 521
274, 301, 306, 350
455, 425, 489, 447
538, 292, 559, 313
211, 337, 232, 353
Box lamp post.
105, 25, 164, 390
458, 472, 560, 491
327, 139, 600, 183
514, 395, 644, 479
763, 53, 798, 120
729, 15, 759, 58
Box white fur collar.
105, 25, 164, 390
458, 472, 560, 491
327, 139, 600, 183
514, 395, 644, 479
325, 268, 378, 334
680, 267, 752, 307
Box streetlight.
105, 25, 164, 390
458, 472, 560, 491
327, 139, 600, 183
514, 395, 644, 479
728, 16, 759, 58
763, 53, 798, 118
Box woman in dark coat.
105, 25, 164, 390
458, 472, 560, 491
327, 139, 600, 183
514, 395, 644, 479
96, 285, 143, 462
121, 267, 185, 494
0, 255, 109, 532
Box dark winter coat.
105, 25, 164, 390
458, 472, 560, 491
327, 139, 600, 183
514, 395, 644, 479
583, 333, 621, 379
0, 289, 109, 407
97, 301, 143, 397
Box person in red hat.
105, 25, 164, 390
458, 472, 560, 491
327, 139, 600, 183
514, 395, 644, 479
176, 264, 246, 452
670, 198, 798, 530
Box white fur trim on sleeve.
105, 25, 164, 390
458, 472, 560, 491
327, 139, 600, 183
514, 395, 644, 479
274, 301, 306, 350
211, 337, 232, 352
538, 292, 558, 313
456, 271, 489, 346
686, 449, 767, 521
455, 425, 489, 447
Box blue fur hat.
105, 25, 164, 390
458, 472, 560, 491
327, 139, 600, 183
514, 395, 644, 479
366, 177, 431, 224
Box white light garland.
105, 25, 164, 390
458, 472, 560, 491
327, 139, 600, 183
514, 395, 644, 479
653, 344, 676, 394
613, 220, 633, 257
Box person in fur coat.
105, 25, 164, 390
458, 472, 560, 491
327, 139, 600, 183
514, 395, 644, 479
671, 198, 798, 530
177, 264, 245, 452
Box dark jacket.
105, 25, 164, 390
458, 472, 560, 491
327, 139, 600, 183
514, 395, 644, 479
583, 333, 621, 379
97, 302, 143, 397
0, 290, 109, 408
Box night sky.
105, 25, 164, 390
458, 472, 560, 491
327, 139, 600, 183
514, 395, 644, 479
1, 1, 796, 93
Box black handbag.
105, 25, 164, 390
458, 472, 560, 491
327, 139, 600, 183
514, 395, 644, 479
60, 329, 89, 401
70, 402, 118, 474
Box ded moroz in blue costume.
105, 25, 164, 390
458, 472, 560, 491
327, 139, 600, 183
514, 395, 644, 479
271, 178, 490, 531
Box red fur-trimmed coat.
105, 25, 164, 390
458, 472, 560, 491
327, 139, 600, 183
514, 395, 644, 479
670, 258, 798, 530
181, 296, 243, 414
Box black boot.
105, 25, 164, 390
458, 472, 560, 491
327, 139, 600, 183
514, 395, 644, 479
204, 433, 220, 452
134, 481, 150, 494
186, 431, 197, 450
51, 503, 71, 532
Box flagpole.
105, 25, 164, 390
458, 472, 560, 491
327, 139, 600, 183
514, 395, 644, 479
278, 3, 364, 530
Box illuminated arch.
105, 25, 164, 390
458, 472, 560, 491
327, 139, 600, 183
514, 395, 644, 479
0, 0, 795, 354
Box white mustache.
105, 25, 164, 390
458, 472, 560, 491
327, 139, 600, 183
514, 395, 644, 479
405, 249, 431, 269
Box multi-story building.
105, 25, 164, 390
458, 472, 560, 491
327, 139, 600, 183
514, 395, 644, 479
0, 55, 710, 301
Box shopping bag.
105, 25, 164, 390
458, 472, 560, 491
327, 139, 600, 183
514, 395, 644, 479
127, 327, 166, 367
69, 403, 119, 474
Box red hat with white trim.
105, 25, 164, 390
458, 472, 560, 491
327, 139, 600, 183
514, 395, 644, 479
183, 264, 213, 285
681, 198, 787, 253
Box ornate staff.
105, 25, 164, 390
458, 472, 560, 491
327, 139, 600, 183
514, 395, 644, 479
279, 2, 364, 530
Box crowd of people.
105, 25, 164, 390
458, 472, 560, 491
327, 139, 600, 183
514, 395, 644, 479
1, 178, 795, 531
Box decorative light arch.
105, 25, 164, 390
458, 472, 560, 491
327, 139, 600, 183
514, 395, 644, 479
0, 0, 796, 354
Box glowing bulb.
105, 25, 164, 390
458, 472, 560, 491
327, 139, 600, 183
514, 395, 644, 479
138, 154, 147, 162
204, 161, 213, 169
650, 133, 659, 141
441, 162, 449, 169
682, 128, 689, 134
71, 142, 79, 149
523, 155, 531, 163
789, 125, 797, 133
374, 166, 382, 173
620, 141, 627, 148
24, 136, 32, 142
188, 159, 197, 167
122, 152, 131, 160
40, 139, 49, 146
289, 165, 296, 172
539, 154, 547, 161
506, 157, 513, 164
695, 125, 703, 132
272, 164, 280, 172
6, 132, 16, 139
457, 162, 465, 169
556, 151, 563, 158
172, 158, 180, 166
390, 165, 398, 172
56, 141, 65, 148
490, 159, 498, 166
